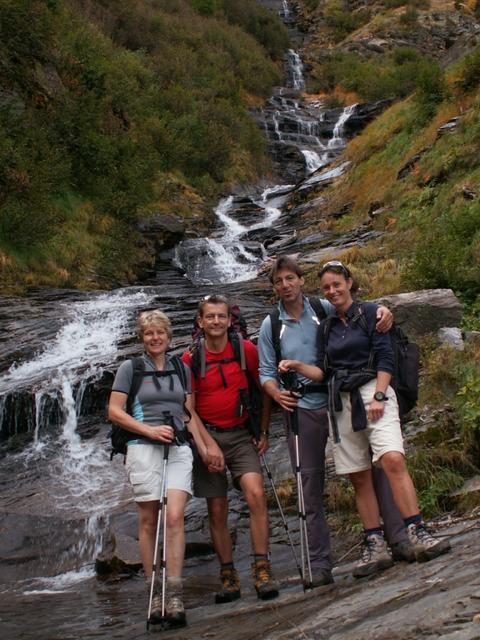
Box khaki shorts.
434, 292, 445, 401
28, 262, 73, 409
331, 379, 405, 475
125, 443, 193, 501
193, 428, 262, 498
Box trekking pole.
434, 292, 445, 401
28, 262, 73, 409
146, 413, 173, 631
289, 405, 313, 590
261, 453, 303, 582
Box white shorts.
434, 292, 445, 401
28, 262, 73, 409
331, 379, 405, 475
125, 443, 193, 501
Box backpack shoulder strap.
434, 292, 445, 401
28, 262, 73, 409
308, 296, 328, 323
269, 308, 282, 367
126, 356, 146, 414
230, 332, 246, 371
170, 355, 187, 390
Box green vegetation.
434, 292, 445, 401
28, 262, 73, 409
0, 0, 288, 292
310, 48, 446, 103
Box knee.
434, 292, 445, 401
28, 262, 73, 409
245, 486, 266, 511
349, 471, 371, 491
208, 499, 228, 527
381, 452, 407, 475
166, 508, 184, 532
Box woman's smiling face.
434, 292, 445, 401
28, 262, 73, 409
319, 269, 353, 310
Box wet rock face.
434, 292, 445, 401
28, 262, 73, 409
374, 289, 463, 337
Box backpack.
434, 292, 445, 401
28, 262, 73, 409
269, 296, 328, 366
189, 308, 262, 440
322, 302, 420, 421
109, 355, 188, 460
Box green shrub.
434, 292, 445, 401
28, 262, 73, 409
455, 47, 480, 93
323, 0, 370, 42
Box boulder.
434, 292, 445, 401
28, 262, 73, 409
438, 327, 465, 351
374, 289, 462, 336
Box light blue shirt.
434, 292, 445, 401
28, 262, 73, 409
258, 296, 334, 409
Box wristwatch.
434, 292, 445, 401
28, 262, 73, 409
373, 391, 389, 402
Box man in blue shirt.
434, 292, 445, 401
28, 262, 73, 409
258, 255, 414, 583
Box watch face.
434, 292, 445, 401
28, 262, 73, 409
374, 392, 386, 401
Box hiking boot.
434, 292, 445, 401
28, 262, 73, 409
406, 522, 451, 563
390, 539, 416, 563
165, 577, 186, 628
215, 567, 241, 604
309, 568, 334, 588
352, 532, 394, 578
148, 580, 164, 625
251, 559, 280, 600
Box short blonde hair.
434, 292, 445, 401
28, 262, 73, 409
137, 310, 172, 340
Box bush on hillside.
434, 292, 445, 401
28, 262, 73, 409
0, 0, 283, 288
455, 46, 480, 93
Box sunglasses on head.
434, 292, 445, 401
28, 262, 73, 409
318, 260, 351, 278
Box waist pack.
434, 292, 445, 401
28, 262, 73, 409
109, 355, 188, 459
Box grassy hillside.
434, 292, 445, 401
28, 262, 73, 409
0, 0, 288, 292
292, 0, 480, 512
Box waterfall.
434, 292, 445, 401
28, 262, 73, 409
328, 104, 357, 149
285, 49, 305, 91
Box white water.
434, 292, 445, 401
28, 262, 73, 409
2, 289, 154, 393
328, 104, 357, 149
286, 49, 305, 91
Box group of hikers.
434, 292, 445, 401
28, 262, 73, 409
108, 255, 451, 629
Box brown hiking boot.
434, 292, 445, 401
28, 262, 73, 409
251, 559, 279, 600
165, 577, 186, 628
215, 567, 241, 604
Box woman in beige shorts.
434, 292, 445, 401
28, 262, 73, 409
278, 261, 450, 577
108, 310, 223, 626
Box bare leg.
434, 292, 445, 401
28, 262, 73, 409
380, 452, 419, 517
137, 500, 160, 579
349, 469, 381, 529
238, 472, 269, 554
207, 496, 233, 564
165, 489, 189, 577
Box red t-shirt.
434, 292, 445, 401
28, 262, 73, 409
182, 339, 259, 428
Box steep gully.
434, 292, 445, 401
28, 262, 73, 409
0, 4, 398, 638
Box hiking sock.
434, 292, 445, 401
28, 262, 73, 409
403, 514, 423, 528
220, 562, 235, 571
253, 554, 269, 562
364, 527, 384, 538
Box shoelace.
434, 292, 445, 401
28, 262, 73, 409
256, 567, 271, 583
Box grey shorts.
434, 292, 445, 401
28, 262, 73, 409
125, 443, 193, 501
193, 428, 262, 498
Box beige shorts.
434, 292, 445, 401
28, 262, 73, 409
125, 443, 193, 501
331, 379, 405, 475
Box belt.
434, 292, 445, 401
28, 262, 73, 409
204, 423, 246, 434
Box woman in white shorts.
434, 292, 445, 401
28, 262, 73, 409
109, 310, 223, 626
278, 261, 450, 577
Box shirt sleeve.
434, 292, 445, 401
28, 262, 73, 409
365, 303, 395, 374
322, 298, 335, 317
258, 315, 279, 386
111, 359, 133, 394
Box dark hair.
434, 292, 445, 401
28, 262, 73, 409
198, 294, 230, 317
268, 255, 303, 283
318, 261, 359, 293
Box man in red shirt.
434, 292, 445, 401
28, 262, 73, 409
182, 294, 279, 603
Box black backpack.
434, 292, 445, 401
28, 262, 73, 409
323, 302, 420, 421
109, 355, 188, 460
189, 310, 262, 440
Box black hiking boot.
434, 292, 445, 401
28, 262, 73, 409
390, 539, 416, 563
